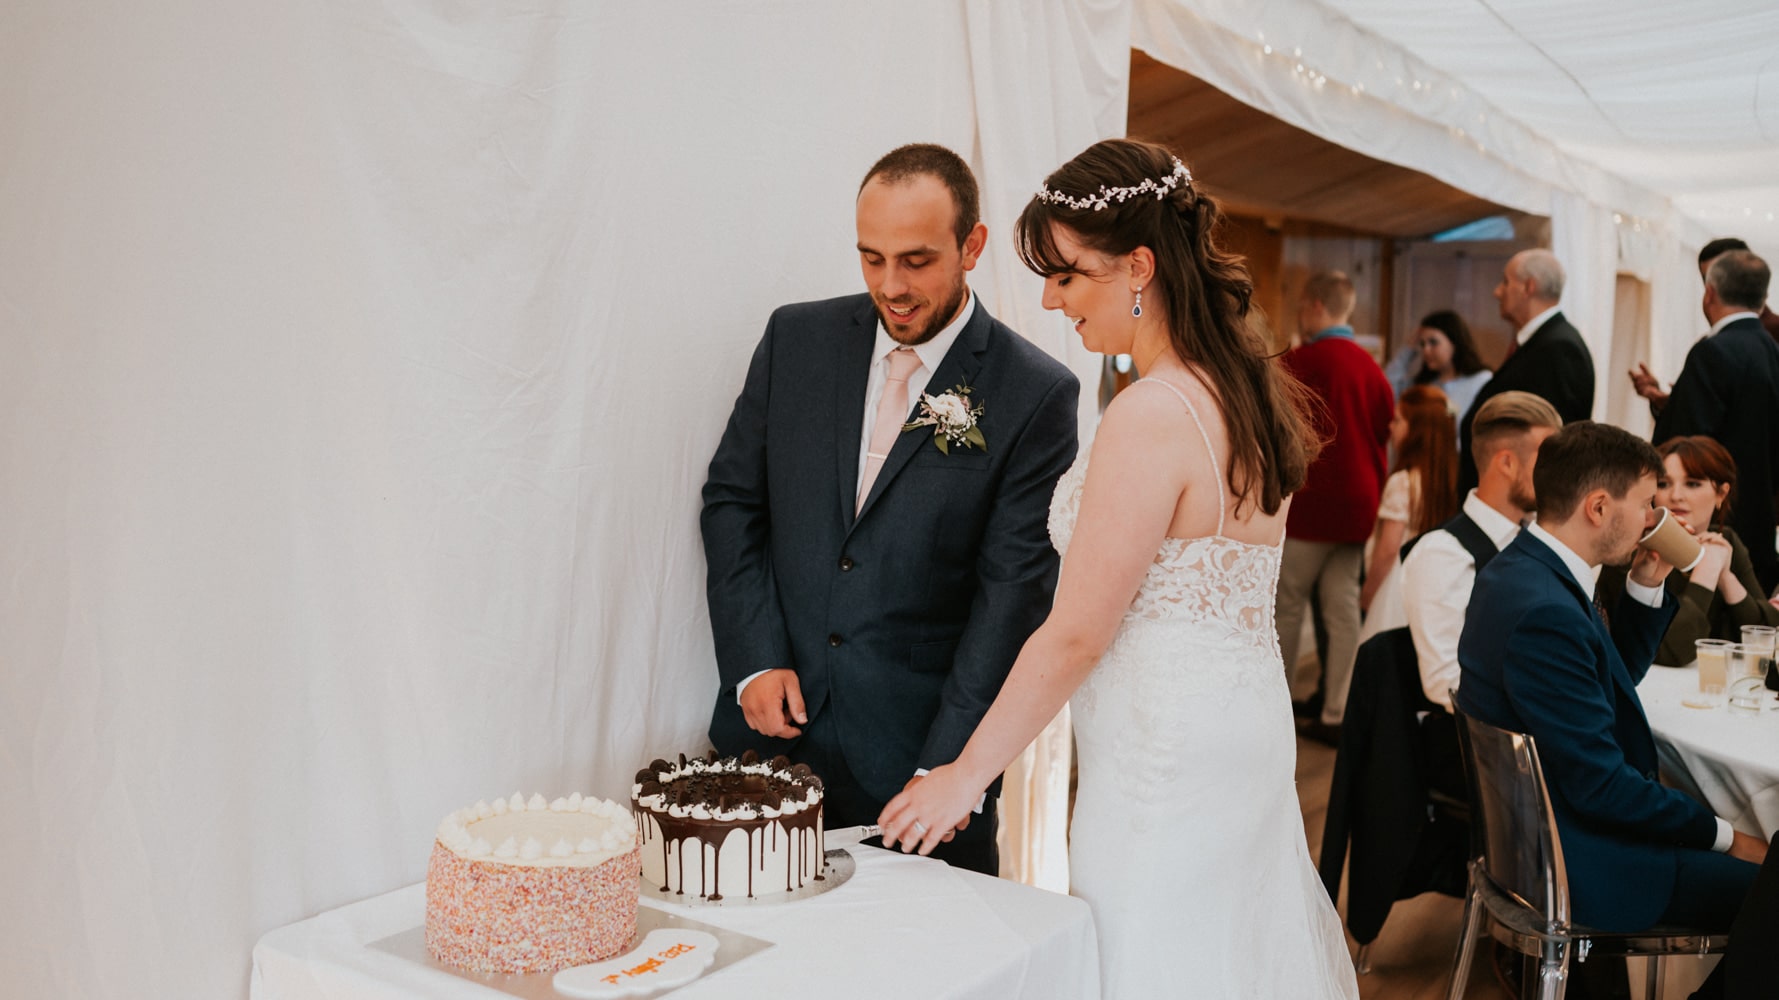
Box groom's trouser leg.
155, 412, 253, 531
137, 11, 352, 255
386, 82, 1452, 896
793, 706, 1000, 878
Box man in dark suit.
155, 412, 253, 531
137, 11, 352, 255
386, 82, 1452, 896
1457, 249, 1595, 494
1457, 422, 1765, 933
701, 144, 1079, 875
1651, 250, 1779, 594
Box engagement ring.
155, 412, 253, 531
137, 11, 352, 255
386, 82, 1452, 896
912, 821, 928, 835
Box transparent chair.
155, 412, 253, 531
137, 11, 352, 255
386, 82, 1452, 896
1446, 710, 1728, 1000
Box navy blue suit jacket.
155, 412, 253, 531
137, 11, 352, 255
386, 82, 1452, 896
1456, 531, 1716, 931
701, 293, 1079, 804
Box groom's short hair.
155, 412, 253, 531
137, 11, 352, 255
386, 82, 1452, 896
860, 144, 979, 248
1533, 421, 1662, 523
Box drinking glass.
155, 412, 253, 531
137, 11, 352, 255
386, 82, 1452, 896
1739, 625, 1777, 697
1686, 638, 1734, 708
1727, 643, 1768, 714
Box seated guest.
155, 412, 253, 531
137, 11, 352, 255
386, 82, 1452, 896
1411, 310, 1492, 419
1360, 384, 1459, 621
1599, 436, 1779, 665
1402, 391, 1560, 709
1457, 421, 1767, 933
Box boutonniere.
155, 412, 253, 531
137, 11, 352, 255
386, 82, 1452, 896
903, 384, 986, 455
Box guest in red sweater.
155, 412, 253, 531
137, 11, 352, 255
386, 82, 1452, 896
1277, 271, 1394, 736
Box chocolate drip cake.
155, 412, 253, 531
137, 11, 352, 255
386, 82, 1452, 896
632, 750, 824, 901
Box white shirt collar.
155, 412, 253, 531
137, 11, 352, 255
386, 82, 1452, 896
1709, 310, 1760, 336
1461, 490, 1523, 549
872, 291, 976, 376
1527, 521, 1599, 599
1515, 305, 1563, 346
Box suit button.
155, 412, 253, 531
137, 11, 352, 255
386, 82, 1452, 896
828, 634, 843, 647
839, 556, 854, 571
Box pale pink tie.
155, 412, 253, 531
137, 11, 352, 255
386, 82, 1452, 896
858, 347, 922, 512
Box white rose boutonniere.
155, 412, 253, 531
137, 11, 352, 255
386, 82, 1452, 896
903, 384, 986, 455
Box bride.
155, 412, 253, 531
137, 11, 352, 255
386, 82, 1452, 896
878, 139, 1359, 999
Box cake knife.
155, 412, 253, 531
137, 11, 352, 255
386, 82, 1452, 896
823, 824, 881, 848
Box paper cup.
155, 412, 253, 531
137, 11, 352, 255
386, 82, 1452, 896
1638, 507, 1703, 572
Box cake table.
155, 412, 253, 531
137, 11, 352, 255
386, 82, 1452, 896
251, 845, 1100, 1000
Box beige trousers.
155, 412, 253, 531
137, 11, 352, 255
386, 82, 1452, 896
1274, 538, 1364, 726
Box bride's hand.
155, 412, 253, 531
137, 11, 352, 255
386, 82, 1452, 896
878, 764, 981, 856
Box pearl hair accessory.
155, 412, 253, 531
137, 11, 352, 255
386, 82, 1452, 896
1036, 158, 1193, 211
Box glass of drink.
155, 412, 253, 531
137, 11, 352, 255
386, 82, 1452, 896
1740, 626, 1776, 655
1727, 644, 1768, 714
1686, 639, 1734, 708
1739, 626, 1777, 700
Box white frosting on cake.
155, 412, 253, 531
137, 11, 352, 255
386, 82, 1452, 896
437, 793, 635, 869
637, 812, 823, 899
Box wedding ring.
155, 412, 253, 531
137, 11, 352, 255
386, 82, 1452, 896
912, 821, 928, 835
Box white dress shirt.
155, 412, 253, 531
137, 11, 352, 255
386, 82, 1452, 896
1708, 310, 1760, 337
854, 293, 976, 496
1514, 304, 1563, 347
1401, 490, 1522, 711
1522, 523, 1735, 853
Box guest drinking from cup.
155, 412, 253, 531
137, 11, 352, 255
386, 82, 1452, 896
1599, 435, 1779, 665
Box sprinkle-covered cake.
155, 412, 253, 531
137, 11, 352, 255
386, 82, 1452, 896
632, 751, 825, 901
424, 792, 640, 974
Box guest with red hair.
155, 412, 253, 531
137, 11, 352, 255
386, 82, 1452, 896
1599, 435, 1779, 665
1360, 385, 1459, 616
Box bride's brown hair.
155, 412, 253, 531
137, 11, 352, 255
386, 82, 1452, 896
1016, 138, 1322, 517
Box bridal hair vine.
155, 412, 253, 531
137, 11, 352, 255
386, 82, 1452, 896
1035, 158, 1192, 211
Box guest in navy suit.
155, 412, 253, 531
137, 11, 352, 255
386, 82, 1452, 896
1457, 421, 1766, 932
701, 144, 1079, 875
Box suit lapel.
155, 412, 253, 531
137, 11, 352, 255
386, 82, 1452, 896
851, 303, 991, 527
834, 301, 876, 531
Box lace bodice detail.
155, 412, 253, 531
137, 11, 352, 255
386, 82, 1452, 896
1049, 456, 1283, 651
1047, 378, 1284, 653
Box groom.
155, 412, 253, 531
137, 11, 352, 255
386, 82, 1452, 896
701, 143, 1079, 875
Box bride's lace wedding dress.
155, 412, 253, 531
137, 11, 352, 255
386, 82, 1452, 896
1050, 378, 1358, 999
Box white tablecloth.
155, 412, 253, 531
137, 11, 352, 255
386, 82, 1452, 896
1637, 665, 1779, 837
250, 846, 1100, 1000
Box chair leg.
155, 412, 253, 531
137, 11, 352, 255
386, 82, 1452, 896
1643, 954, 1660, 1000
1535, 939, 1569, 1000
1447, 883, 1484, 1000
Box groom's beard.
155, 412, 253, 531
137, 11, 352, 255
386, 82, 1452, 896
875, 274, 968, 347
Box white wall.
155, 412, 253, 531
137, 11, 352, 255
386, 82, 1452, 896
0, 3, 1119, 996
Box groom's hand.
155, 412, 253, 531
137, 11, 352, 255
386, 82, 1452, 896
740, 669, 807, 738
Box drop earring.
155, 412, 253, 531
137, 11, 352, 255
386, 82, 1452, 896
1132, 287, 1144, 318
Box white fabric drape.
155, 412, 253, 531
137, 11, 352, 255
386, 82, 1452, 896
1549, 192, 1620, 420
0, 4, 1119, 997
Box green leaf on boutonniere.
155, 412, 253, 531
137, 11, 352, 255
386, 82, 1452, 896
964, 425, 986, 450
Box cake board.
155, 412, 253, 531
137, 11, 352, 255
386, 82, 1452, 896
370, 902, 772, 999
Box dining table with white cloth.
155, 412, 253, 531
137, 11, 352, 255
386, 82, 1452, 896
1636, 664, 1779, 838
251, 844, 1100, 1000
